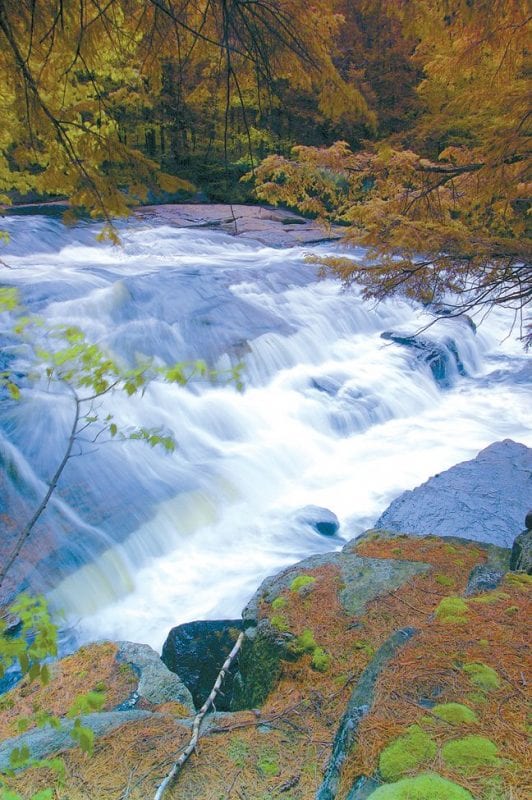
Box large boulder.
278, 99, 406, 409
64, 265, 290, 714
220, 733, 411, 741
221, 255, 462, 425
161, 619, 243, 710
232, 545, 430, 710
375, 440, 532, 548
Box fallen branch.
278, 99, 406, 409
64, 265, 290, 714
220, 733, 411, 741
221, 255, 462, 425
153, 630, 245, 800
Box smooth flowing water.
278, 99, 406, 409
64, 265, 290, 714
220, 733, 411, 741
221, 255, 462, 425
1, 211, 530, 650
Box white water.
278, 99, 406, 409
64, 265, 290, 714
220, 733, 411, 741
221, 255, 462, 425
1, 212, 530, 650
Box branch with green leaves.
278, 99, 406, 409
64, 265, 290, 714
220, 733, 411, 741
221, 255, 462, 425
0, 595, 106, 800
0, 287, 244, 590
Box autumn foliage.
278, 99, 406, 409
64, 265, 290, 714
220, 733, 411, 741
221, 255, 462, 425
0, 0, 530, 333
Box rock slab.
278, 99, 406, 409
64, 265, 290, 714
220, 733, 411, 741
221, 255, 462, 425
375, 440, 532, 548
316, 627, 417, 800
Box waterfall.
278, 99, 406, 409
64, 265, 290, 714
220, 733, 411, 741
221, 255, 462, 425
1, 211, 530, 649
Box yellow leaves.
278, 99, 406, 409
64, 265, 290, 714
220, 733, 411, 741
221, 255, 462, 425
156, 172, 194, 195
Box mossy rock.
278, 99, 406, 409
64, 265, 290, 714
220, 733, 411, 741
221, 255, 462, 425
287, 628, 317, 658
434, 596, 469, 624
242, 546, 429, 622
290, 574, 316, 592
379, 725, 436, 781
366, 773, 473, 799
311, 647, 331, 672
270, 613, 289, 632
432, 703, 478, 725
462, 662, 501, 691
441, 734, 500, 772
231, 620, 293, 710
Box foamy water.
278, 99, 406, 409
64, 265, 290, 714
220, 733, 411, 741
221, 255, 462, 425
0, 212, 530, 649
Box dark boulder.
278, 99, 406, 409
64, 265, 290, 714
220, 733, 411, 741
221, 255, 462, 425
231, 618, 295, 711
509, 515, 532, 573
375, 439, 532, 548
381, 330, 467, 387
161, 619, 243, 710
294, 505, 340, 537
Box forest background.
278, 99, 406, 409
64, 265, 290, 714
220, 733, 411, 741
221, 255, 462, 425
0, 0, 530, 340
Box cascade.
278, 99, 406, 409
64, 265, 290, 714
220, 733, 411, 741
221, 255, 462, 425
0, 212, 530, 649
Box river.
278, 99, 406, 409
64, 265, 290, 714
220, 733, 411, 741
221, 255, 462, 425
0, 208, 530, 650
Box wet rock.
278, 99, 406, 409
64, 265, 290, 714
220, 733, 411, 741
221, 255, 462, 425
136, 203, 343, 248
116, 641, 194, 711
161, 620, 243, 710
464, 564, 504, 595
294, 505, 340, 537
381, 330, 467, 387
375, 440, 532, 548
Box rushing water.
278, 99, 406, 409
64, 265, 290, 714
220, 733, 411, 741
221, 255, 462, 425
0, 210, 530, 650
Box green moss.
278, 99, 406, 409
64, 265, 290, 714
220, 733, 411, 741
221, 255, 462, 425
257, 751, 280, 777
391, 548, 403, 555
366, 773, 473, 799
444, 544, 459, 554
441, 735, 499, 773
354, 639, 375, 657
270, 614, 289, 632
470, 591, 510, 605
463, 662, 501, 691
290, 574, 316, 592
435, 574, 455, 587
432, 703, 478, 725
466, 691, 488, 705
228, 737, 250, 767
271, 596, 287, 611
311, 647, 330, 672
379, 725, 437, 781
504, 605, 519, 614
505, 572, 532, 588
435, 596, 469, 624
296, 628, 317, 653
478, 639, 489, 647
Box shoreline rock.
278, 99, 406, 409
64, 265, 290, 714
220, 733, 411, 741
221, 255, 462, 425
375, 439, 532, 548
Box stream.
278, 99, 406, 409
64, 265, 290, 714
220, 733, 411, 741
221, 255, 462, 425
0, 208, 530, 650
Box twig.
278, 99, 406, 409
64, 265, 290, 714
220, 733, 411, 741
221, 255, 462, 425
224, 767, 243, 799
153, 630, 245, 800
